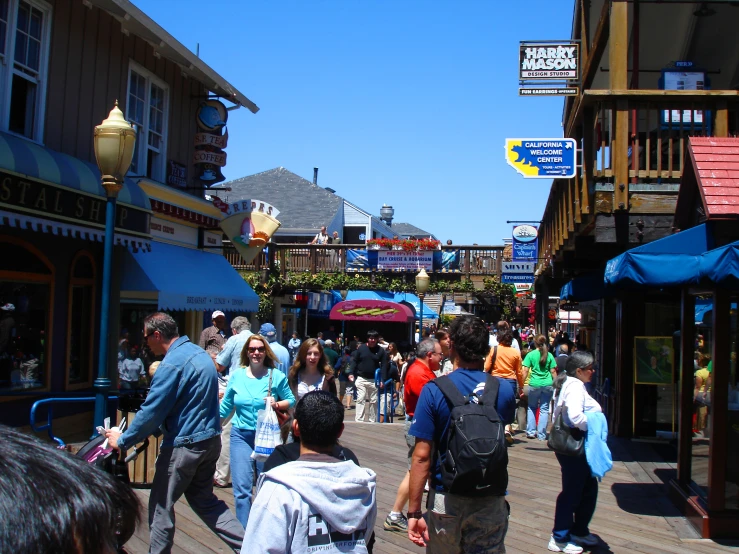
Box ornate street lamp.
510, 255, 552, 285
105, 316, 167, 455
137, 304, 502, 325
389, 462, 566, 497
92, 102, 136, 431
415, 268, 430, 344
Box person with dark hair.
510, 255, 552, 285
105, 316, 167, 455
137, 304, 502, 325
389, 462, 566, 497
335, 346, 354, 409
523, 334, 557, 441
407, 316, 516, 552
434, 330, 453, 376
243, 391, 377, 553
0, 424, 140, 554
220, 333, 296, 528
288, 337, 337, 401
348, 329, 389, 422
548, 350, 602, 553
105, 312, 244, 553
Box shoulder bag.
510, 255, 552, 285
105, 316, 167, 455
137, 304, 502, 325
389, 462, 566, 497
547, 406, 585, 456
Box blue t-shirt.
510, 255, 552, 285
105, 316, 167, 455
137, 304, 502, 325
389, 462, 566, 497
409, 368, 516, 491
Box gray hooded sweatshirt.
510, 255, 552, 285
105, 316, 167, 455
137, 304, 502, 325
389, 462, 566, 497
242, 455, 377, 553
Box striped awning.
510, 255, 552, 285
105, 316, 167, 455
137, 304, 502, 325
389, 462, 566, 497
0, 132, 150, 212
0, 209, 150, 251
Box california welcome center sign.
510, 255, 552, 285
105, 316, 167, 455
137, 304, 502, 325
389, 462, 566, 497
505, 138, 577, 178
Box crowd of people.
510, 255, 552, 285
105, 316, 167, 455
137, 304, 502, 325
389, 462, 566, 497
5, 309, 610, 554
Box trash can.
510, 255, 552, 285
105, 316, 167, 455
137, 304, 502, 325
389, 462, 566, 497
117, 389, 162, 488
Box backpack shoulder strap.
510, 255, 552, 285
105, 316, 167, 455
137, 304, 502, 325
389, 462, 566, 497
480, 374, 500, 406
491, 346, 498, 369
434, 375, 467, 408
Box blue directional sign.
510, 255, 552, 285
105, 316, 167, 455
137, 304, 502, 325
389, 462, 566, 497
505, 138, 577, 179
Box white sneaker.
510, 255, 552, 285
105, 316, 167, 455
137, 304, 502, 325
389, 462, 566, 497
570, 533, 598, 546
548, 536, 584, 553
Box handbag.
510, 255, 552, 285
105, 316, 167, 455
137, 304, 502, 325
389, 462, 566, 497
547, 408, 585, 457
251, 369, 282, 461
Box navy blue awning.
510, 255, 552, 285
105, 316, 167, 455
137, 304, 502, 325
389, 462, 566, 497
699, 240, 739, 288
560, 270, 607, 301
121, 242, 259, 312
604, 224, 715, 288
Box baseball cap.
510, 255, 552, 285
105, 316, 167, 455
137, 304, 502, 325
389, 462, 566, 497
211, 310, 225, 319
324, 339, 333, 346
1, 303, 14, 311
259, 323, 277, 341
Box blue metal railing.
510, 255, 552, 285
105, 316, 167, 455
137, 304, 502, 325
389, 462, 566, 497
29, 395, 118, 447
375, 369, 397, 423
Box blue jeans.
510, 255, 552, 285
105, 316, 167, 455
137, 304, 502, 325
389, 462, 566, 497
230, 427, 264, 528
527, 385, 553, 440
552, 452, 598, 542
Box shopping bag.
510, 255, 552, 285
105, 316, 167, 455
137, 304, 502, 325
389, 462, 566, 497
252, 396, 281, 461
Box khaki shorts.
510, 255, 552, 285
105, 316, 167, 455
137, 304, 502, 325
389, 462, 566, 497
405, 417, 416, 470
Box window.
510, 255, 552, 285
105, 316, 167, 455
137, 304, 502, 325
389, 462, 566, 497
0, 238, 52, 393
127, 62, 168, 182
66, 252, 95, 389
0, 0, 50, 141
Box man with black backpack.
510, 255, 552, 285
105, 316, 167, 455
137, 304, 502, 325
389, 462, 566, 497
407, 315, 516, 553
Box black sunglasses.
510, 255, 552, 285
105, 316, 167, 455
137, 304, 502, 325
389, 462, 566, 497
248, 346, 266, 353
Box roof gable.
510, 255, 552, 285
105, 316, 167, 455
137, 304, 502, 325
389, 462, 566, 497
219, 168, 342, 231
677, 137, 739, 226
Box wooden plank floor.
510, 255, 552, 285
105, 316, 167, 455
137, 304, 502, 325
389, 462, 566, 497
124, 420, 739, 553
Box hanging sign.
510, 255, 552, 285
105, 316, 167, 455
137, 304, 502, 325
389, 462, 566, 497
519, 87, 579, 97
194, 100, 229, 185
502, 261, 535, 274
377, 250, 433, 271
213, 197, 281, 264
519, 42, 580, 80
512, 224, 539, 262
505, 138, 577, 178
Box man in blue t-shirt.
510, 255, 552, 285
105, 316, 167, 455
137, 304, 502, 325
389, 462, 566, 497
407, 315, 515, 553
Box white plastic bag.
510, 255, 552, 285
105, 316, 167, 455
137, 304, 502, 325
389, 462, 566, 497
252, 396, 281, 461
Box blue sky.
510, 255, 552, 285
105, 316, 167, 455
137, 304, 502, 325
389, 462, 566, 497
134, 0, 574, 245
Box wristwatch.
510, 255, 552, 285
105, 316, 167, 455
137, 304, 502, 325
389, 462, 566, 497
407, 510, 423, 519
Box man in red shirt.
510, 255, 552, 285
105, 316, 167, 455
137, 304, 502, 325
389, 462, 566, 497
384, 339, 443, 533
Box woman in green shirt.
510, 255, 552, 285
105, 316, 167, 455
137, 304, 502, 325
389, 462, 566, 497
522, 334, 557, 440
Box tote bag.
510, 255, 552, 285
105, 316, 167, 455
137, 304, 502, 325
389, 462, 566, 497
251, 369, 282, 461
547, 408, 585, 457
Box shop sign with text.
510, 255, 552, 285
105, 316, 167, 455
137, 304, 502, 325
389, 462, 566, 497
194, 100, 229, 185
512, 224, 539, 261
377, 250, 433, 271
519, 42, 579, 80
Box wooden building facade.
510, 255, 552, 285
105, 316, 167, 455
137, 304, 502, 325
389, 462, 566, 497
534, 0, 739, 438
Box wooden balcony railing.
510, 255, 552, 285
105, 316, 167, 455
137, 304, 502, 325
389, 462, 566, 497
222, 243, 506, 279
586, 90, 739, 182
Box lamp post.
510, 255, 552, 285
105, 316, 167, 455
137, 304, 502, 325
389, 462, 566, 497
415, 268, 430, 344
92, 102, 136, 432
339, 288, 348, 347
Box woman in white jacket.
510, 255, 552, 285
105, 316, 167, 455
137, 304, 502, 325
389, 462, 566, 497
548, 350, 601, 554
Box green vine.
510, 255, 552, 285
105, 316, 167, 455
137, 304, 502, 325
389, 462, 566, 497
241, 268, 515, 320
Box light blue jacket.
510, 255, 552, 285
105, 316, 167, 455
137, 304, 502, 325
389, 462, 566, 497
585, 411, 612, 480
118, 336, 221, 450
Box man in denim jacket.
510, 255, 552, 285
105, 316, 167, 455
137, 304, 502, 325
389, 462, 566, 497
106, 312, 244, 553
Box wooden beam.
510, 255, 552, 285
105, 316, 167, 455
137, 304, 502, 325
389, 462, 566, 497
609, 0, 628, 90
614, 99, 630, 210
581, 106, 593, 215
715, 100, 729, 137
583, 89, 739, 100
568, 178, 576, 231
565, 0, 611, 136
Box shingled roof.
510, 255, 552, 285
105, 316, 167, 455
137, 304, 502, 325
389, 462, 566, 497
219, 168, 342, 232
391, 222, 436, 239
676, 137, 739, 228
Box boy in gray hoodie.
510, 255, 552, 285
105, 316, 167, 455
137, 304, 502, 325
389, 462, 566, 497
242, 390, 377, 553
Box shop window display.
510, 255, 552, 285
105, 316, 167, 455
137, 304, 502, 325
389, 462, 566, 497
726, 297, 739, 510
691, 294, 713, 502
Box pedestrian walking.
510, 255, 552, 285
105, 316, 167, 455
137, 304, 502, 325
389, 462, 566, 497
288, 338, 337, 402
199, 310, 228, 350
407, 316, 516, 553
523, 334, 557, 441
105, 312, 244, 553
484, 321, 525, 443
348, 330, 388, 422
548, 350, 607, 553
220, 334, 296, 528
287, 332, 301, 364
259, 322, 290, 374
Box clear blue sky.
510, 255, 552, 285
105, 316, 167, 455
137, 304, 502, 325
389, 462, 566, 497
134, 0, 574, 245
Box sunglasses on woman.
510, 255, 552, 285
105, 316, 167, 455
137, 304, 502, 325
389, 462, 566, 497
247, 346, 266, 353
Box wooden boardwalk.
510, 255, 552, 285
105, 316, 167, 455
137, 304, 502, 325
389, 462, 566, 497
124, 421, 738, 553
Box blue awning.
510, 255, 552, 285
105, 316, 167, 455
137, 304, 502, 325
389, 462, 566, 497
121, 241, 259, 312
0, 131, 150, 212
699, 240, 739, 288
560, 270, 607, 301
604, 224, 715, 288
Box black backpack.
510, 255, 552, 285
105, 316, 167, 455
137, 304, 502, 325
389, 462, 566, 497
434, 374, 508, 496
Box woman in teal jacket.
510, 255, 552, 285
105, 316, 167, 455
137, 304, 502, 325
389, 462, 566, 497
220, 334, 295, 527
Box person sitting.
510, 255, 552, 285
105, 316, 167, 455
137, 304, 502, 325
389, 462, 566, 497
243, 391, 377, 553
0, 424, 140, 553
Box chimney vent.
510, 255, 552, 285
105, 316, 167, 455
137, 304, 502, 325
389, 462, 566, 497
313, 167, 318, 185
380, 204, 394, 226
